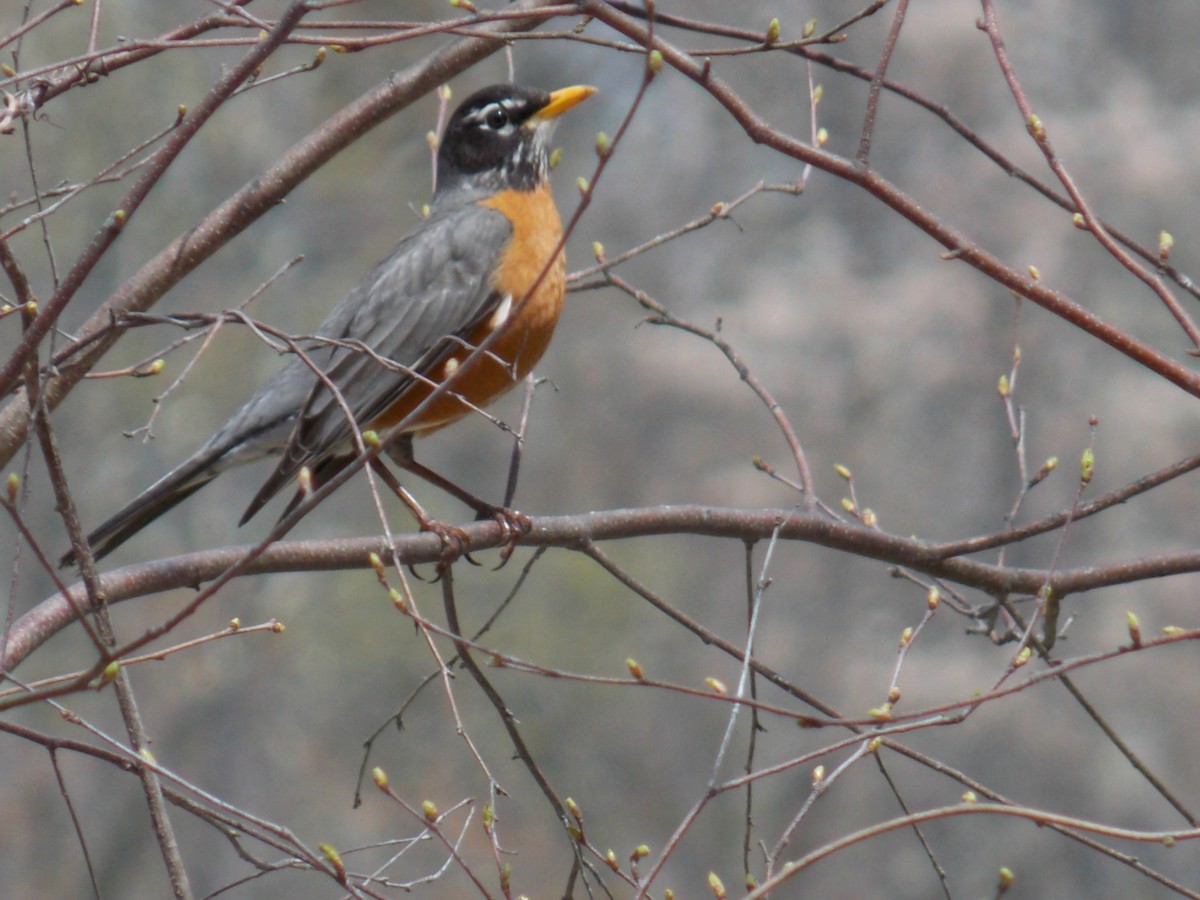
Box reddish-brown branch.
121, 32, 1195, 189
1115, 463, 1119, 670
0, 0, 571, 472
583, 1, 1200, 399
0, 1, 314, 433
977, 0, 1200, 349
745, 802, 1200, 898
9, 504, 1200, 675
602, 0, 1200, 303
856, 0, 909, 164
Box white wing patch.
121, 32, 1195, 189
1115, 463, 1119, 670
488, 293, 513, 330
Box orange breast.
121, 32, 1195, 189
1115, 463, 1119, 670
370, 184, 566, 435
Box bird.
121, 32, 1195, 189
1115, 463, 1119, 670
63, 82, 597, 566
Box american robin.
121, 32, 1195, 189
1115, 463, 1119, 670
65, 82, 596, 565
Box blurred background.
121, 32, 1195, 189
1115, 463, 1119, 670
2, 0, 1199, 896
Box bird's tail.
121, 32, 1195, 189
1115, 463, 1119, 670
60, 455, 222, 567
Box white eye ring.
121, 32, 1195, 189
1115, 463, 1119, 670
482, 104, 510, 130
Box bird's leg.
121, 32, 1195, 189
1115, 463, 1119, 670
384, 436, 530, 565
368, 457, 473, 567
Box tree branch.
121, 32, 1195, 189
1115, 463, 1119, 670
9, 504, 1200, 673
0, 0, 574, 470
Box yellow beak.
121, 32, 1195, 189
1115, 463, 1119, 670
529, 85, 598, 123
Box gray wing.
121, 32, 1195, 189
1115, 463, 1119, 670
67, 201, 510, 564
240, 200, 513, 521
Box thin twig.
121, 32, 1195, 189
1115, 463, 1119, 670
855, 0, 909, 164
601, 270, 816, 506
977, 0, 1200, 349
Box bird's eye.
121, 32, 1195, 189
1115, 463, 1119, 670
483, 104, 509, 130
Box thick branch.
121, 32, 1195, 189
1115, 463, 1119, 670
8, 504, 1199, 671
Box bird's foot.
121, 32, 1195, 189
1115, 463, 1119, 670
475, 505, 531, 567
412, 517, 477, 579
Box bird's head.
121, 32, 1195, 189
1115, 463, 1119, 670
435, 83, 597, 196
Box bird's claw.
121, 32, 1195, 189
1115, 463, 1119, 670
413, 518, 474, 578
479, 506, 531, 567
411, 507, 529, 577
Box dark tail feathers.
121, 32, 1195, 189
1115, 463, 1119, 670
60, 462, 220, 567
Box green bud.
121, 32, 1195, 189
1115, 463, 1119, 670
1126, 610, 1142, 647
1080, 447, 1094, 483
318, 843, 345, 880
